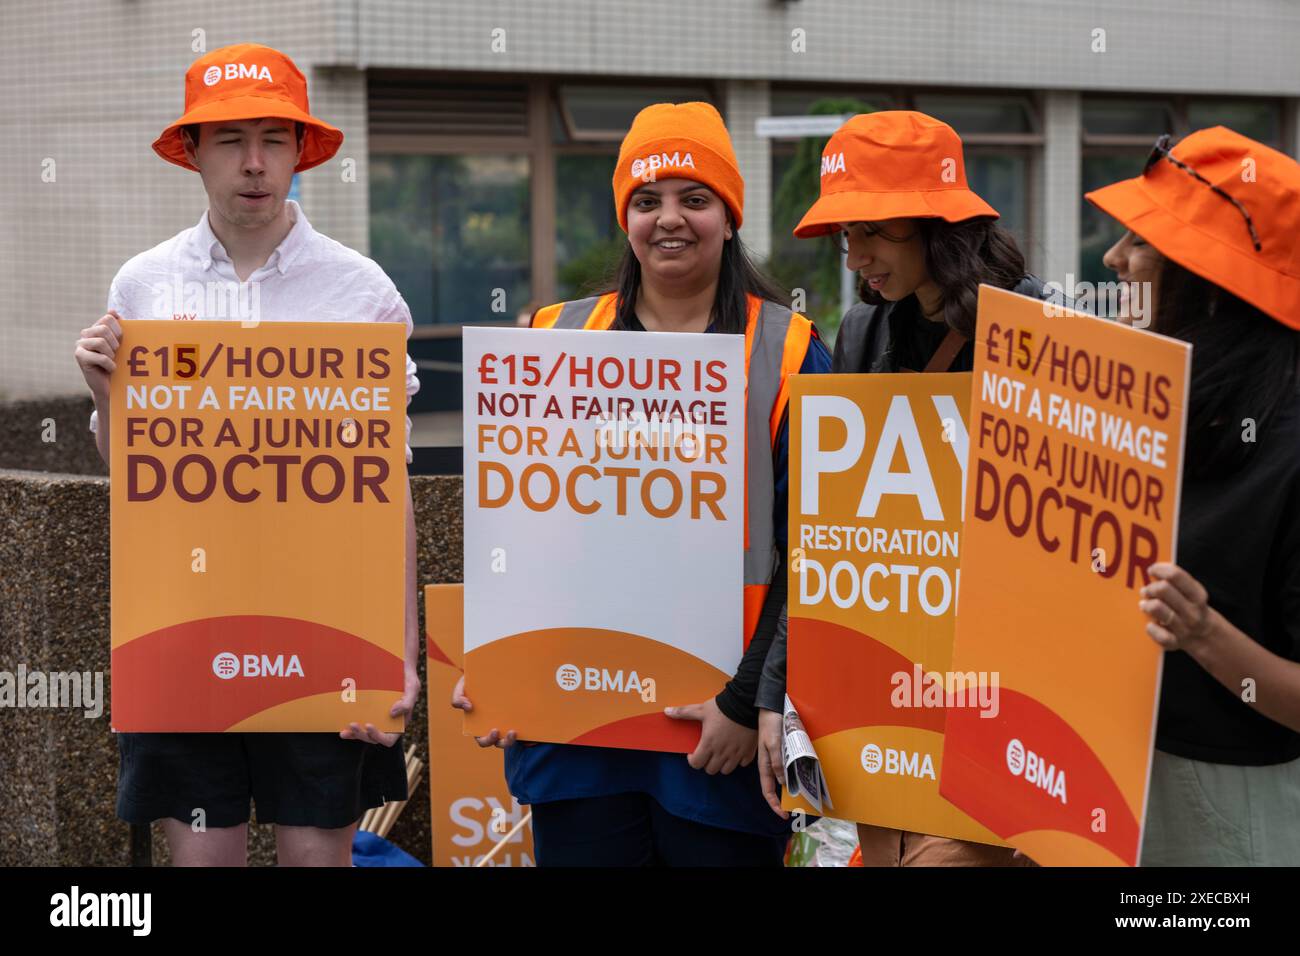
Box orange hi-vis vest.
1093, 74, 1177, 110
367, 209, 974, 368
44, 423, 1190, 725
531, 291, 814, 648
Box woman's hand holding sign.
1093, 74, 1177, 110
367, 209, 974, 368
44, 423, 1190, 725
1139, 561, 1300, 737
1139, 562, 1214, 652
666, 697, 757, 775
756, 708, 788, 818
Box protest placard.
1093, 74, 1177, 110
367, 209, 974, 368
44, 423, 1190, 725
110, 320, 407, 732
939, 286, 1191, 866
426, 585, 534, 866
784, 372, 1004, 845
462, 326, 745, 751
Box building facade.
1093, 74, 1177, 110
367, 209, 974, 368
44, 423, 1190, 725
4, 0, 1298, 422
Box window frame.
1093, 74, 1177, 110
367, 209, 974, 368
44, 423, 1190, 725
1080, 93, 1287, 149
765, 83, 1042, 256
368, 71, 720, 338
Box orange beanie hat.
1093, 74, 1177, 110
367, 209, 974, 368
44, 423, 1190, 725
612, 102, 744, 232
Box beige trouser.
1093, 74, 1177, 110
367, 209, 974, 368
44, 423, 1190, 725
1140, 750, 1300, 866
855, 822, 1035, 866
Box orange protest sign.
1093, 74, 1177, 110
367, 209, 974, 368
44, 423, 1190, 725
784, 371, 1003, 845
939, 286, 1191, 866
426, 585, 534, 866
461, 327, 746, 752
110, 320, 407, 732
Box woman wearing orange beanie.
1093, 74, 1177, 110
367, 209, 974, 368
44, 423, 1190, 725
754, 111, 1067, 866
452, 102, 832, 865
1086, 127, 1300, 865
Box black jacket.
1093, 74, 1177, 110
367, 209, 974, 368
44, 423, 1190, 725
831, 274, 1069, 377
754, 275, 1071, 714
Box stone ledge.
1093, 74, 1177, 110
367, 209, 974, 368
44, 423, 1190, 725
0, 468, 463, 866
0, 397, 107, 477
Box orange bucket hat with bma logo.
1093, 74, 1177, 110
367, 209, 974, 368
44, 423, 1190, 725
152, 43, 343, 173
794, 110, 998, 238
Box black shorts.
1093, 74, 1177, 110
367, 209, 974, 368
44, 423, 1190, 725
115, 732, 408, 829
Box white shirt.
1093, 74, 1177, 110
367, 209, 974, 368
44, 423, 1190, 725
91, 200, 420, 463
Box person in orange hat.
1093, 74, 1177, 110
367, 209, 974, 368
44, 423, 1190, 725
1086, 127, 1300, 866
74, 43, 420, 866
451, 101, 832, 866
753, 110, 1071, 866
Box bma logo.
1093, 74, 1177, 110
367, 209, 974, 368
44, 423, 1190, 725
203, 63, 273, 87
860, 742, 936, 779
211, 652, 305, 679
554, 664, 651, 696
555, 664, 581, 691
1005, 737, 1068, 805
212, 652, 239, 679
861, 742, 883, 773
630, 151, 695, 180
821, 152, 846, 176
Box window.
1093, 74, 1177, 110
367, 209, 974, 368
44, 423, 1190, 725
912, 94, 1035, 137
1082, 100, 1174, 140
557, 84, 713, 141
1078, 96, 1281, 303
767, 90, 895, 342
366, 73, 715, 416
555, 153, 621, 300
1080, 150, 1150, 298
1079, 99, 1175, 299
1187, 100, 1280, 147
551, 84, 714, 301
766, 88, 1038, 342
370, 154, 531, 328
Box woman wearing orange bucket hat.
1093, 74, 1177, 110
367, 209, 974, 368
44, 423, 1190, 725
451, 102, 832, 865
791, 110, 1069, 373
752, 111, 1070, 867
1086, 127, 1300, 866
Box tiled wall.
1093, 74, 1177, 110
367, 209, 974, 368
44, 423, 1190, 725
4, 0, 1298, 398
0, 1, 353, 399
350, 0, 1300, 92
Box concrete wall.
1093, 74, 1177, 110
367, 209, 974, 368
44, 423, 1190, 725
0, 1, 362, 402
347, 0, 1300, 93
0, 461, 463, 866
4, 0, 1298, 401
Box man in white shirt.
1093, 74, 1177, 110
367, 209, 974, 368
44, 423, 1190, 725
75, 42, 420, 867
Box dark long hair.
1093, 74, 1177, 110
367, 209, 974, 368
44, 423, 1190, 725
1152, 259, 1300, 479
600, 214, 791, 334
857, 217, 1027, 336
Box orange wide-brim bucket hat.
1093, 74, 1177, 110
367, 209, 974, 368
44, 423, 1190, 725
152, 42, 343, 173
794, 111, 998, 238
1085, 126, 1300, 330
